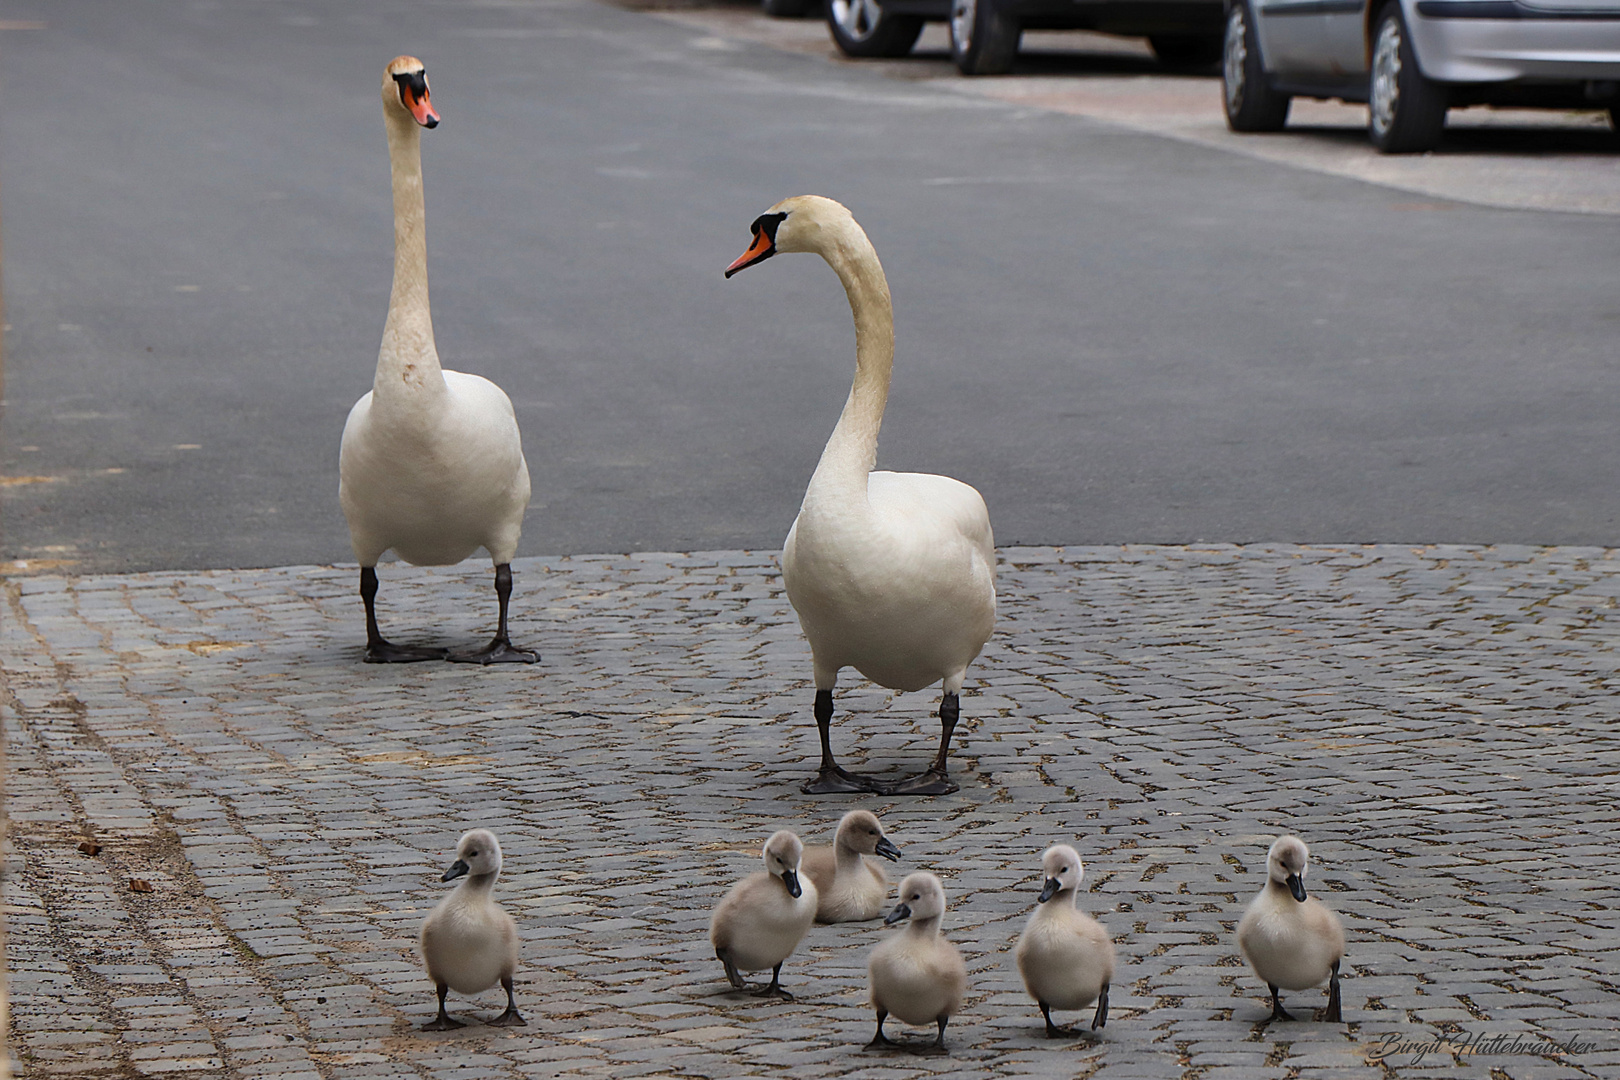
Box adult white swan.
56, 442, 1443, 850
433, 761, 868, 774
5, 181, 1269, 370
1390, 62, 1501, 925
338, 57, 537, 665
725, 196, 996, 795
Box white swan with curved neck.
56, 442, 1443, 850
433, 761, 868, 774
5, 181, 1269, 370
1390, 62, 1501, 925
725, 196, 996, 796
338, 57, 538, 665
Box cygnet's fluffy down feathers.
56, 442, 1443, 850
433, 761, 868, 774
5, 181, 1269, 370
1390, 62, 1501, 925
800, 810, 901, 923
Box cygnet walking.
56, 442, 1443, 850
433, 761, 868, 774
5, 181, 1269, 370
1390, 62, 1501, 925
866, 872, 966, 1054
1015, 844, 1115, 1038
419, 829, 524, 1030
801, 810, 903, 923
1237, 835, 1345, 1023
709, 830, 818, 999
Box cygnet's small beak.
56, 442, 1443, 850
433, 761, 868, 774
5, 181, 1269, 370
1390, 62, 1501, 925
874, 837, 902, 862
724, 226, 775, 278
884, 902, 912, 926
441, 859, 470, 882
1286, 873, 1307, 902
1038, 877, 1061, 904
781, 867, 802, 899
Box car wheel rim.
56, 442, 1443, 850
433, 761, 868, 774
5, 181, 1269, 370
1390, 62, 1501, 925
1223, 7, 1247, 113
1370, 19, 1401, 135
832, 0, 881, 40
951, 0, 976, 51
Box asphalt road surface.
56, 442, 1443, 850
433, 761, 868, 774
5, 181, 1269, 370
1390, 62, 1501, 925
3, 0, 1618, 574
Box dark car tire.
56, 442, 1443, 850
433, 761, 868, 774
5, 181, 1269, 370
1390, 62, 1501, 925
827, 0, 925, 57
763, 0, 811, 16
1368, 3, 1447, 153
950, 0, 1020, 75
1222, 1, 1290, 132
1150, 34, 1223, 70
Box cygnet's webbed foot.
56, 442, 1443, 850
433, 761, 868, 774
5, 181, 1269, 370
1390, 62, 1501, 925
749, 983, 794, 1001
802, 765, 885, 795
421, 1013, 464, 1031
879, 768, 959, 797
487, 1008, 527, 1027
365, 639, 450, 664
447, 638, 539, 665
1040, 1002, 1085, 1039
1265, 985, 1296, 1023
862, 1014, 893, 1051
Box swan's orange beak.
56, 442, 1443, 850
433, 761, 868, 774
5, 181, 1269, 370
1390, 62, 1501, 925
724, 228, 775, 278
406, 86, 440, 128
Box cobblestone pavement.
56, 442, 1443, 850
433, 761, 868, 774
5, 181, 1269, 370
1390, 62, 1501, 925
4, 544, 1619, 1079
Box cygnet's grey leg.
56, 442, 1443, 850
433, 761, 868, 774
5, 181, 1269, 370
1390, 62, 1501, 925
881, 693, 961, 796
1092, 983, 1110, 1031
1039, 1001, 1078, 1039
862, 1010, 892, 1050
750, 962, 794, 1000
1323, 960, 1343, 1023
421, 983, 465, 1030
449, 564, 539, 664
716, 948, 747, 990
915, 1016, 949, 1055
362, 567, 449, 663
488, 976, 526, 1027
803, 690, 883, 794
1266, 984, 1295, 1022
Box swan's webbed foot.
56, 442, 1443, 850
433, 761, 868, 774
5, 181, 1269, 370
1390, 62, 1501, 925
749, 983, 794, 1001
487, 1008, 526, 1027
803, 766, 885, 795
879, 768, 959, 797
366, 639, 450, 664
447, 638, 539, 665
1265, 985, 1296, 1023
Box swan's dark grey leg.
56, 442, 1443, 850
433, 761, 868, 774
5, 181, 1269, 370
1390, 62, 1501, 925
862, 1010, 892, 1050
1092, 983, 1110, 1030
803, 689, 882, 794
1266, 983, 1295, 1022
488, 976, 526, 1026
916, 1016, 949, 1055
421, 982, 464, 1030
881, 692, 961, 796
362, 566, 448, 663
1324, 959, 1342, 1023
449, 564, 539, 664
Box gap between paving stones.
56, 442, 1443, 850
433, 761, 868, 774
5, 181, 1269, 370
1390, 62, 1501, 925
3, 544, 1618, 1079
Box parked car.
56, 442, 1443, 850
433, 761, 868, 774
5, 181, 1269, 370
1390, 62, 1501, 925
821, 0, 1226, 76
1222, 0, 1620, 152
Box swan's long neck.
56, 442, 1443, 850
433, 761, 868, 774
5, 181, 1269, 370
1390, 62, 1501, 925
804, 223, 893, 506
377, 110, 444, 404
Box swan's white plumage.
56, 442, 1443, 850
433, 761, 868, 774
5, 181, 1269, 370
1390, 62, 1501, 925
339, 58, 529, 574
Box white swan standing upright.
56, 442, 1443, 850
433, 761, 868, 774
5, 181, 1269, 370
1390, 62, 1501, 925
725, 196, 996, 795
338, 57, 538, 665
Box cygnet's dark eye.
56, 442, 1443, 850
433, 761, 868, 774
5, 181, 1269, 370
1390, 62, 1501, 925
1059, 867, 1068, 874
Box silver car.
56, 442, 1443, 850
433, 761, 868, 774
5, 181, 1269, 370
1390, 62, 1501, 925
1222, 0, 1620, 151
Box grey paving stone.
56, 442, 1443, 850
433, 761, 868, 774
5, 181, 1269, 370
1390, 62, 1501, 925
4, 544, 1619, 1078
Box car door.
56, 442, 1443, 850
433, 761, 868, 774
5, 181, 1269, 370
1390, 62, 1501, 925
1318, 0, 1371, 83
1253, 0, 1333, 77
